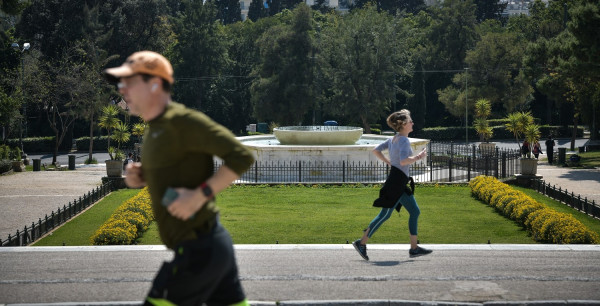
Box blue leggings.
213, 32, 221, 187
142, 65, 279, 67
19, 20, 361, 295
367, 193, 420, 238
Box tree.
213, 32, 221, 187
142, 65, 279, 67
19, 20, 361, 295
505, 111, 533, 157
408, 59, 426, 132
171, 0, 228, 114
319, 6, 411, 132
250, 3, 314, 125
439, 31, 533, 120
525, 0, 600, 146
98, 0, 173, 67
568, 0, 600, 141
211, 0, 243, 24
248, 0, 268, 21
0, 88, 21, 141
351, 0, 426, 16
311, 0, 331, 14
473, 0, 506, 23
111, 121, 130, 154
80, 4, 119, 164
267, 0, 281, 16
425, 0, 478, 71
1, 0, 27, 15
98, 104, 121, 155
421, 0, 479, 127
473, 98, 493, 142
43, 47, 97, 165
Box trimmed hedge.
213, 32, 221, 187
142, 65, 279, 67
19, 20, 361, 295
75, 135, 137, 152
414, 125, 583, 141
469, 176, 599, 244
91, 187, 154, 245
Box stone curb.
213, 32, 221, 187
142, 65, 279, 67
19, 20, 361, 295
4, 300, 600, 306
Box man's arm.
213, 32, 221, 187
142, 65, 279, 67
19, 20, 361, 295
166, 165, 239, 220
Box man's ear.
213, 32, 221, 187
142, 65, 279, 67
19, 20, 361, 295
151, 83, 158, 92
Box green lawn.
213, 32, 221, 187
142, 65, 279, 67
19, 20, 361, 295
36, 184, 600, 246
33, 189, 141, 246
213, 184, 534, 244
575, 150, 600, 168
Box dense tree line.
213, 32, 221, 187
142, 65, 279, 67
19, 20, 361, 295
1, 0, 598, 160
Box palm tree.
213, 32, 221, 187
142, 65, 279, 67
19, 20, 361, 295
110, 121, 131, 160
98, 105, 121, 151
131, 122, 147, 143
474, 98, 493, 142
505, 111, 533, 156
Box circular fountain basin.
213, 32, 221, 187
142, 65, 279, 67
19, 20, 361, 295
273, 126, 363, 145
238, 134, 429, 165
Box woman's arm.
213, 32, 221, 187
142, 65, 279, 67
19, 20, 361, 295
400, 148, 427, 166
373, 149, 391, 165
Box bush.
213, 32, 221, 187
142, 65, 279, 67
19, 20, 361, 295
413, 125, 583, 141
0, 160, 11, 173
0, 144, 11, 160
470, 176, 599, 244
92, 219, 138, 245
5, 136, 65, 153
90, 187, 154, 245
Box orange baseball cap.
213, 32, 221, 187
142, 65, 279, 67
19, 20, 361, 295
104, 51, 174, 84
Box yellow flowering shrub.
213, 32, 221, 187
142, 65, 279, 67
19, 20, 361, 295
92, 219, 137, 245
470, 176, 599, 244
91, 187, 154, 245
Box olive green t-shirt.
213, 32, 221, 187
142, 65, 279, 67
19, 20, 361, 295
142, 102, 254, 249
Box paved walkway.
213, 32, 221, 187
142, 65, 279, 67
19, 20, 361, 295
1, 244, 600, 305
0, 164, 106, 241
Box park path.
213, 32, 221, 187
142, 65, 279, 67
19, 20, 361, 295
0, 165, 106, 241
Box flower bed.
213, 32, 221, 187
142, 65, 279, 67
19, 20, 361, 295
469, 176, 599, 244
91, 187, 154, 245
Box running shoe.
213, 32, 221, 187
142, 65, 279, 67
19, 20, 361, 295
409, 246, 432, 258
352, 239, 369, 261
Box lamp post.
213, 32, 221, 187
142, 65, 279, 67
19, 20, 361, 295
464, 67, 469, 144
11, 42, 30, 158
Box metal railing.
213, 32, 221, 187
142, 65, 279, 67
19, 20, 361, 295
532, 179, 600, 220
1, 182, 114, 247
220, 141, 521, 184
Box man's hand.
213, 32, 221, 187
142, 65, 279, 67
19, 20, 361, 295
125, 162, 146, 188
166, 187, 207, 220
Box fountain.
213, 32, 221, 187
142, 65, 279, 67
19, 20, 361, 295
235, 126, 429, 182
273, 126, 363, 145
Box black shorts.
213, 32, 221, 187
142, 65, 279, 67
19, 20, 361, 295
146, 221, 246, 305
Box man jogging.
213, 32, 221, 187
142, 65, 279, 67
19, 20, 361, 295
104, 51, 254, 306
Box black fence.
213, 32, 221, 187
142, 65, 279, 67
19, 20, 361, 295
221, 141, 522, 184
532, 179, 600, 220
1, 182, 115, 247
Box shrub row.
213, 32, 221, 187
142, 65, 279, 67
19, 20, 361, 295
414, 125, 583, 141
90, 187, 154, 245
3, 125, 582, 153
469, 176, 599, 244
3, 135, 138, 154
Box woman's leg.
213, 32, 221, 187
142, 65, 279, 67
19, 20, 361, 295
400, 193, 432, 256
399, 193, 420, 249
360, 200, 402, 244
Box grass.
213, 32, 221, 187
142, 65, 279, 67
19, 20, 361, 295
33, 189, 141, 246
570, 151, 600, 168
35, 184, 600, 246
49, 185, 536, 245
212, 184, 534, 244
